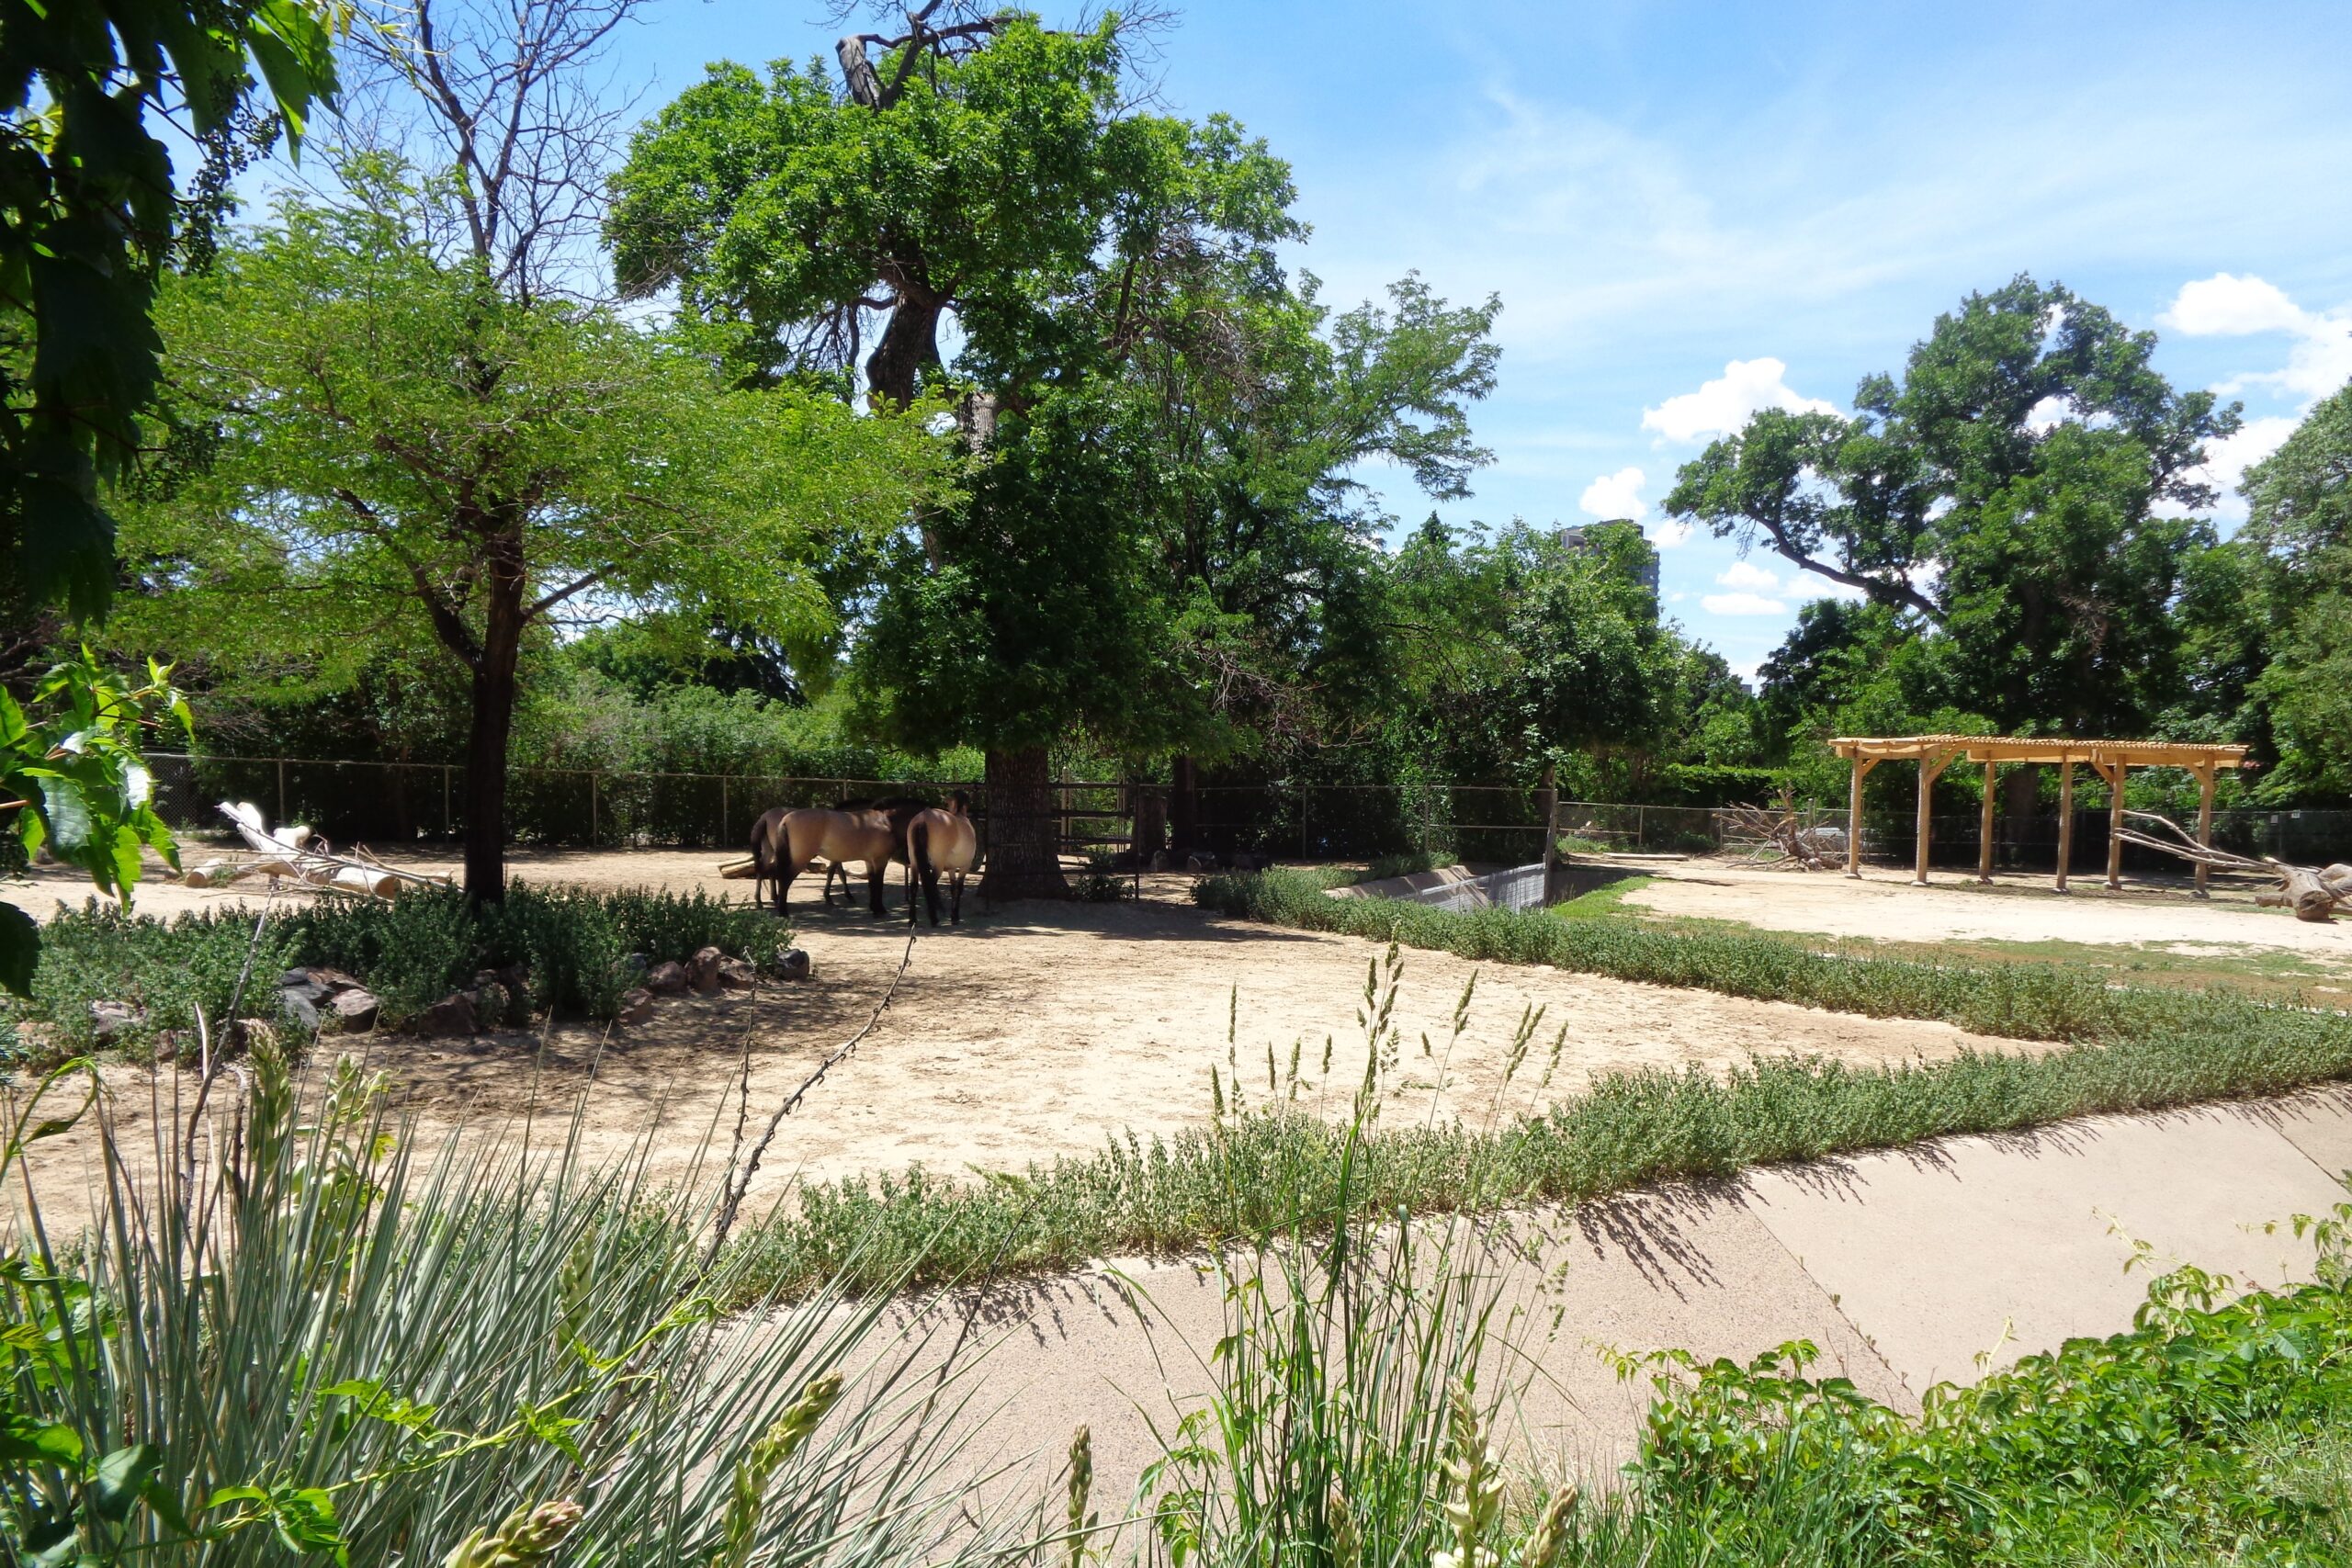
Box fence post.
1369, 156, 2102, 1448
591, 772, 600, 848
1634, 803, 1645, 852
276, 759, 287, 829
720, 775, 729, 845
443, 766, 453, 839
1300, 784, 1310, 860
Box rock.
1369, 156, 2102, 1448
278, 987, 322, 1031
1185, 852, 1219, 874
717, 957, 757, 990
616, 952, 650, 977
1149, 850, 1172, 872
645, 960, 688, 995
329, 987, 380, 1031
775, 947, 813, 983
89, 999, 144, 1040
473, 981, 514, 1028
616, 987, 656, 1026
413, 991, 480, 1037
685, 945, 725, 994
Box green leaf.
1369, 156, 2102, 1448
92, 1443, 163, 1522
35, 775, 90, 853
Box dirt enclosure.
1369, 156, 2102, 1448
7, 848, 2043, 1213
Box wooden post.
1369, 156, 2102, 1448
720, 775, 729, 845
2194, 765, 2217, 898
277, 759, 288, 829
2055, 759, 2075, 892
1539, 759, 1559, 879
1913, 750, 1953, 886
2104, 761, 2127, 890
1978, 760, 1996, 883
1845, 753, 1875, 877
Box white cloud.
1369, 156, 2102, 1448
1641, 357, 1838, 444
2025, 393, 2071, 433
1647, 518, 1693, 547
2161, 273, 2311, 337
2157, 413, 2303, 523
1714, 560, 1781, 591
1577, 465, 1648, 520
2162, 273, 2352, 404
1701, 591, 1788, 616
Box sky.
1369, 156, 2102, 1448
338, 0, 2352, 682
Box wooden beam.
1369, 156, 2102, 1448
2103, 761, 2127, 890
1978, 760, 1996, 884
2195, 764, 2217, 899
2055, 760, 2075, 893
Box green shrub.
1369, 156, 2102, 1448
1, 883, 782, 1059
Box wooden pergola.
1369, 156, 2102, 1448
1828, 735, 2251, 894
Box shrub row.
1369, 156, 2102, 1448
1193, 866, 2315, 1046
0, 883, 781, 1058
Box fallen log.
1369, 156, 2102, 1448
719, 857, 758, 880
209, 801, 452, 899
2117, 809, 2344, 922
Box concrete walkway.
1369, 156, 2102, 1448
874, 1088, 2352, 1506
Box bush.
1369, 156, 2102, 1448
1, 883, 782, 1058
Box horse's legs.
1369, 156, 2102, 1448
866, 864, 887, 917
774, 864, 797, 916
949, 871, 964, 925
921, 866, 943, 927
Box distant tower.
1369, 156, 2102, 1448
1555, 520, 1659, 596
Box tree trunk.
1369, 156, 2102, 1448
461, 544, 527, 905
1170, 754, 1199, 852
980, 745, 1068, 901
866, 290, 944, 411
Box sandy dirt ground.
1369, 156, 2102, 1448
1617, 858, 2352, 961
6, 851, 2030, 1221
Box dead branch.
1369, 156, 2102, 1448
2116, 809, 2352, 922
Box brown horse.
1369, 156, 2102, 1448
817, 796, 934, 905
749, 805, 899, 916
903, 791, 980, 926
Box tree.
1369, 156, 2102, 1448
2241, 382, 2352, 798
0, 0, 338, 623
610, 13, 1306, 896
1667, 276, 2239, 737
118, 190, 947, 897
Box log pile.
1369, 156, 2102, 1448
177, 801, 454, 900
2114, 810, 2352, 922
1719, 792, 1843, 871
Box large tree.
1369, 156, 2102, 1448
2239, 382, 2352, 798
1668, 276, 2239, 739
119, 190, 947, 897
609, 11, 1306, 895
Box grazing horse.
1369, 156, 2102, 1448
903, 791, 980, 927
749, 805, 899, 916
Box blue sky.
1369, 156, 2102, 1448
399, 1, 2352, 681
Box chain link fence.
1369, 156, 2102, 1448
146, 753, 2352, 872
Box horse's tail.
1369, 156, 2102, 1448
911, 817, 933, 879
750, 814, 773, 901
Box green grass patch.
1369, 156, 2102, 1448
1551, 874, 1657, 919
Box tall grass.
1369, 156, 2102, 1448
0, 1047, 1012, 1565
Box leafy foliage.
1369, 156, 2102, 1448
0, 649, 190, 995
0, 0, 337, 623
